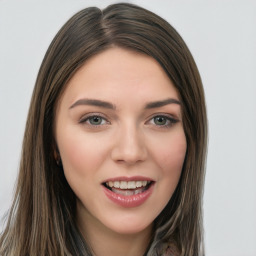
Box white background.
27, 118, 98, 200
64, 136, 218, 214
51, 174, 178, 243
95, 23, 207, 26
0, 0, 255, 255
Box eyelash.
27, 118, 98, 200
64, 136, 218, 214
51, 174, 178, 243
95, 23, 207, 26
79, 113, 109, 126
79, 113, 178, 128
147, 114, 178, 128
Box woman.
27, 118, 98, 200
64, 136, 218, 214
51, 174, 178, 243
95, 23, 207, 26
0, 3, 207, 256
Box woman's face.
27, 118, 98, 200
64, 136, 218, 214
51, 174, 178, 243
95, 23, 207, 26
55, 48, 187, 235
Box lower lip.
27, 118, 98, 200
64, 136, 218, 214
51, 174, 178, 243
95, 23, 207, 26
102, 183, 154, 208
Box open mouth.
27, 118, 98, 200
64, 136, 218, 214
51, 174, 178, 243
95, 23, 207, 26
103, 180, 154, 196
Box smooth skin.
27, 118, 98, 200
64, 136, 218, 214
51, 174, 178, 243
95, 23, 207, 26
55, 48, 187, 256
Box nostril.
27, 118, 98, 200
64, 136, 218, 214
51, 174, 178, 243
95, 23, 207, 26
111, 145, 147, 164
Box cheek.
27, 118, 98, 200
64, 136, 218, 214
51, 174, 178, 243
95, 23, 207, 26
57, 129, 106, 182
153, 131, 187, 197
155, 131, 187, 174
56, 131, 107, 204
163, 142, 186, 173
61, 138, 88, 172
146, 130, 187, 219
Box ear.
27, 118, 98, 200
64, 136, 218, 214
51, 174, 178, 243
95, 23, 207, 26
52, 142, 62, 166
53, 148, 58, 161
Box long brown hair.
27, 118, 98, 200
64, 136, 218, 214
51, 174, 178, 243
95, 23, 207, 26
0, 3, 207, 256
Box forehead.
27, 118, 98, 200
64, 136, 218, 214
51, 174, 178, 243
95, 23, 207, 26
59, 47, 180, 108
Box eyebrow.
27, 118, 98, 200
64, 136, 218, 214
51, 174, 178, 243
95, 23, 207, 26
69, 99, 116, 109
145, 98, 181, 109
69, 97, 181, 110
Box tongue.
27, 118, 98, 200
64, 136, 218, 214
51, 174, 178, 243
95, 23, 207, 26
111, 187, 145, 196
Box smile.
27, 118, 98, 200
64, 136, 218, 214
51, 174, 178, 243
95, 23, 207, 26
102, 177, 154, 207
104, 180, 152, 195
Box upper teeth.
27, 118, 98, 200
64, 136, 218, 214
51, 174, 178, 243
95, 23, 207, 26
106, 181, 149, 189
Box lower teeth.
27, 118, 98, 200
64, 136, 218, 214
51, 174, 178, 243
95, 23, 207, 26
111, 187, 145, 196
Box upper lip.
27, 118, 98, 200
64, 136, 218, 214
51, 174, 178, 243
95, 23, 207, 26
102, 176, 154, 183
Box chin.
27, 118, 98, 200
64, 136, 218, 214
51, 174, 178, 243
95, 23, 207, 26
103, 215, 154, 235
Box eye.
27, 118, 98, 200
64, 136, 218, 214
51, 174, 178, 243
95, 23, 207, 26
148, 115, 178, 128
153, 116, 168, 125
80, 115, 108, 126
88, 116, 105, 125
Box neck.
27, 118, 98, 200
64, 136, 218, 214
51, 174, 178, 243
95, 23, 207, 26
76, 206, 153, 256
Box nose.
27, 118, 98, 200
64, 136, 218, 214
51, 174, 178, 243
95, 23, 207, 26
111, 124, 147, 165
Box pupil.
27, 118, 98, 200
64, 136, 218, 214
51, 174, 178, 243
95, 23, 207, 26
154, 116, 166, 125
91, 116, 101, 124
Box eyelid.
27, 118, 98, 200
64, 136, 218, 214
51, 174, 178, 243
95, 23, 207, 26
79, 112, 110, 125
146, 113, 179, 127
78, 112, 179, 128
